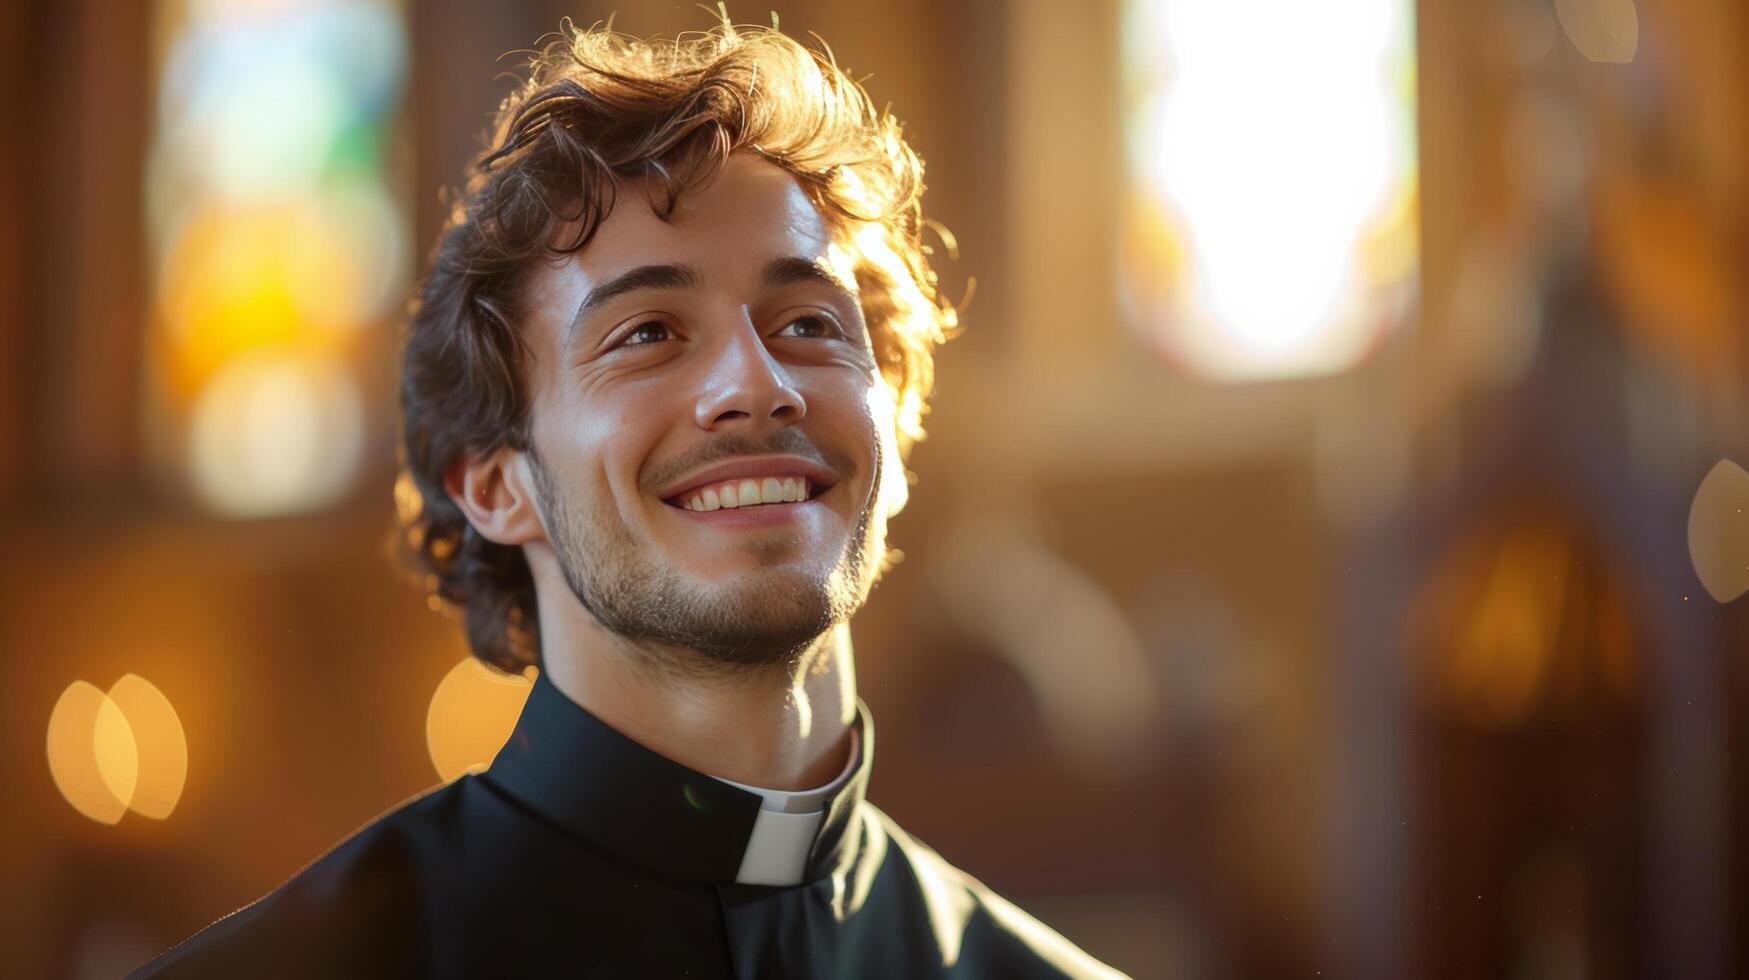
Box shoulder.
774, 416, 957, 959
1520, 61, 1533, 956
131, 779, 482, 979
862, 804, 1130, 980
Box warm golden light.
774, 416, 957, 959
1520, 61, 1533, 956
393, 470, 424, 524
1689, 459, 1749, 603
106, 674, 190, 819
156, 188, 405, 393
48, 675, 191, 824
158, 204, 330, 387
93, 692, 141, 810
1446, 528, 1569, 727
1414, 516, 1642, 729
426, 659, 534, 782
187, 349, 366, 518
47, 682, 133, 825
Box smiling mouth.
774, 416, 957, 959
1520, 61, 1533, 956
664, 475, 831, 512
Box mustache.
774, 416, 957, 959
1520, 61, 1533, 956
640, 428, 854, 495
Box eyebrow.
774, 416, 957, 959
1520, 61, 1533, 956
567, 264, 698, 348
761, 255, 859, 303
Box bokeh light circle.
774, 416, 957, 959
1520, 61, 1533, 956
1689, 459, 1749, 603
47, 675, 189, 824
426, 659, 534, 782
48, 682, 134, 825
107, 674, 191, 820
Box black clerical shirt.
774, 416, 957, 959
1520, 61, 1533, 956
134, 675, 1125, 978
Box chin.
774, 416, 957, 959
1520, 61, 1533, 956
681, 563, 863, 652
697, 567, 836, 622
683, 593, 839, 667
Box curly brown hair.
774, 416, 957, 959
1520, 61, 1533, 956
394, 19, 958, 673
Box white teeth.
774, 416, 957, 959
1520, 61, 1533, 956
678, 475, 820, 510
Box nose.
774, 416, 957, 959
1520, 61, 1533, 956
693, 310, 807, 432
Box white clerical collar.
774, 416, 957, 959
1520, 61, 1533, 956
708, 719, 862, 886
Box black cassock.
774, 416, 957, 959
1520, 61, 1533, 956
134, 674, 1123, 978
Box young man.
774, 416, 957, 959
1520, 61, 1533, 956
137, 20, 1123, 979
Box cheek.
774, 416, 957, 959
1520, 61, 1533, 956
575, 376, 669, 437
597, 380, 697, 512
544, 393, 653, 506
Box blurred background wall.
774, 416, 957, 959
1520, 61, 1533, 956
3, 0, 1747, 977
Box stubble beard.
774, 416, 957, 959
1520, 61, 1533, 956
527, 448, 880, 677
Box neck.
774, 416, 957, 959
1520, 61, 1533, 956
527, 555, 857, 792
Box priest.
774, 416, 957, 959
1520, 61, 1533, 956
135, 16, 1124, 979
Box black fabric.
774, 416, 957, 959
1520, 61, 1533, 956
484, 674, 774, 885
132, 675, 1125, 978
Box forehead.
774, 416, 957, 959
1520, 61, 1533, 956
520, 154, 846, 331
609, 153, 836, 264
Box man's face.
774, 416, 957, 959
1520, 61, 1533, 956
515, 153, 898, 669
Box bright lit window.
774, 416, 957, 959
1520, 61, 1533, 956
1120, 0, 1419, 381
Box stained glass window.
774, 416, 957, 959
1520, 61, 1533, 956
146, 0, 409, 517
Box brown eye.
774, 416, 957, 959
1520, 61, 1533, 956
620, 321, 673, 347
775, 314, 838, 339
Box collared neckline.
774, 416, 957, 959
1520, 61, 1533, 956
483, 673, 874, 887
710, 720, 860, 814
